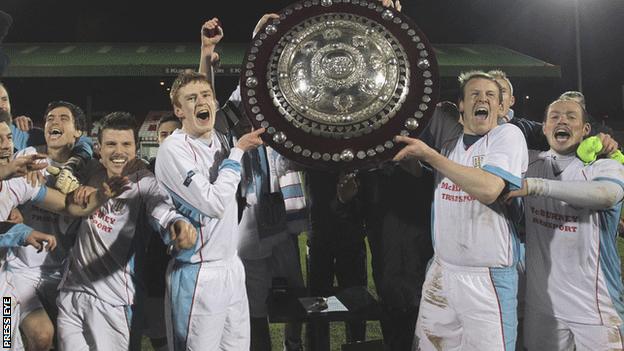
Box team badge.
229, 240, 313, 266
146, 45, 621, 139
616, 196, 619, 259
101, 199, 126, 215
472, 155, 484, 168
183, 170, 196, 187
111, 199, 125, 214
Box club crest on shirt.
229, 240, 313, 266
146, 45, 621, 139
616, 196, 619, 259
473, 155, 485, 168
183, 170, 195, 187
101, 199, 126, 215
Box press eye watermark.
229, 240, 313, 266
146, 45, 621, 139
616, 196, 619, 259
2, 297, 11, 349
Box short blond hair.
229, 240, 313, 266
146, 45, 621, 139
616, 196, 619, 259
487, 69, 513, 96
169, 70, 213, 107
559, 91, 586, 109
458, 71, 503, 103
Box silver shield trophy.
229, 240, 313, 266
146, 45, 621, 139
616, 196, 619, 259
240, 0, 439, 171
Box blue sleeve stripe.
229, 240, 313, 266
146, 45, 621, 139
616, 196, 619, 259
597, 205, 624, 321
161, 184, 205, 225
281, 184, 304, 199
75, 135, 94, 158
10, 124, 29, 151
219, 159, 241, 173
159, 185, 202, 263
482, 165, 522, 190
0, 223, 33, 247
594, 177, 624, 195
32, 186, 48, 204
148, 217, 165, 235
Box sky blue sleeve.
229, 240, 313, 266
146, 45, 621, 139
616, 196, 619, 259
0, 222, 32, 247
71, 135, 94, 160
10, 123, 29, 151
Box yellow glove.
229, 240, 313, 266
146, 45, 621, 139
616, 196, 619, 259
577, 136, 602, 164
47, 166, 81, 194
577, 136, 624, 165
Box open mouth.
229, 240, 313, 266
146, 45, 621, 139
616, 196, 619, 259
194, 103, 212, 121
0, 153, 10, 165
474, 107, 489, 120
554, 128, 571, 142
111, 157, 127, 166
48, 127, 64, 140
196, 110, 211, 120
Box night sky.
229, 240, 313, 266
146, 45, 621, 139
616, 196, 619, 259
1, 0, 623, 125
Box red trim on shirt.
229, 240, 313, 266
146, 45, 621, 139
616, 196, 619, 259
185, 135, 199, 163
123, 179, 141, 306
595, 230, 604, 325
198, 226, 204, 262
7, 183, 20, 204
123, 268, 131, 305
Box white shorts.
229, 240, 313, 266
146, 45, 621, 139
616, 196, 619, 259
524, 307, 624, 351
166, 256, 250, 351
242, 235, 305, 317
10, 268, 60, 322
0, 269, 24, 350
414, 258, 517, 351
56, 291, 131, 351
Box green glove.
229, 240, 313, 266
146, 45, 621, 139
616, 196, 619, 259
577, 136, 602, 164
611, 149, 624, 164
577, 136, 624, 165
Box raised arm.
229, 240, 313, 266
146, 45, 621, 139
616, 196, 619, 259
198, 17, 223, 86
35, 175, 129, 217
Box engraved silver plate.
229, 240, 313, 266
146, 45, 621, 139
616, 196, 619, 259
269, 14, 409, 140
241, 0, 439, 170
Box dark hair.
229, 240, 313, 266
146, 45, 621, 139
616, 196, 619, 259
169, 70, 213, 107
44, 100, 87, 133
457, 70, 503, 104
98, 111, 138, 144
0, 109, 9, 124
157, 112, 181, 132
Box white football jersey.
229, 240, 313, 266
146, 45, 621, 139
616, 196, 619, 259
155, 130, 243, 264
6, 147, 77, 273
433, 123, 528, 267
0, 176, 44, 221
59, 169, 182, 306
524, 151, 624, 325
